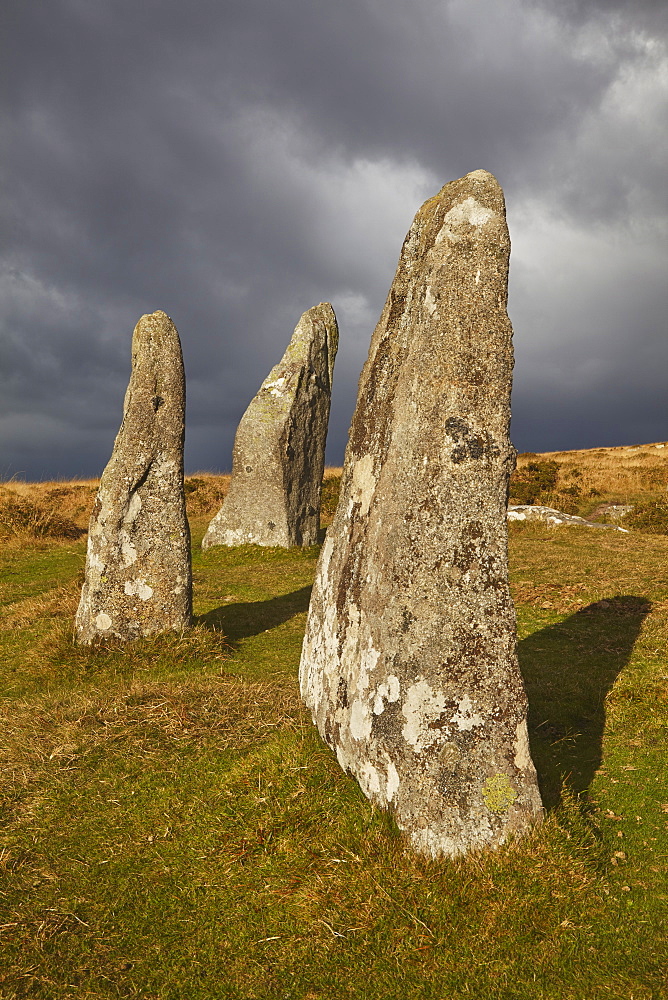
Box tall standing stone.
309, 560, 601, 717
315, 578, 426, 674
75, 310, 192, 644
202, 303, 338, 549
299, 171, 543, 857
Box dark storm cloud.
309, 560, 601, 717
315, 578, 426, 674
1, 0, 666, 479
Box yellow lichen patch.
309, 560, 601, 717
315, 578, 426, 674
482, 773, 517, 813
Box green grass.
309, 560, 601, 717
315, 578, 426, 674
0, 517, 666, 999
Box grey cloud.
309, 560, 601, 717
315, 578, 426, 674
1, 0, 666, 479
530, 0, 668, 34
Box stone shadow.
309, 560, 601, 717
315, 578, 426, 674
518, 595, 651, 809
196, 586, 312, 645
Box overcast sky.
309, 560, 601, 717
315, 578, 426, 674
2, 0, 666, 480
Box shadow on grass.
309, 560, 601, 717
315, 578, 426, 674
196, 586, 312, 645
518, 594, 651, 810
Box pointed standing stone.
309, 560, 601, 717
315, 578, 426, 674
202, 303, 338, 549
299, 171, 542, 857
75, 310, 192, 644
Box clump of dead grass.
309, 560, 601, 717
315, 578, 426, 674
184, 473, 230, 516
0, 479, 98, 526
0, 488, 85, 542
320, 475, 342, 517
0, 468, 344, 537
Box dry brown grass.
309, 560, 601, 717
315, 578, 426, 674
0, 673, 305, 835
0, 474, 236, 532
0, 480, 98, 529
183, 472, 230, 516
517, 441, 668, 506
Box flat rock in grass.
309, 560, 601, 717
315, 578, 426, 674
508, 505, 629, 531
75, 310, 192, 644
202, 303, 338, 549
300, 171, 543, 858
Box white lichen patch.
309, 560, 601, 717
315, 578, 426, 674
155, 457, 178, 478
349, 698, 373, 740
436, 197, 494, 244
124, 578, 154, 601
373, 674, 400, 715
95, 612, 112, 631
299, 585, 337, 712
359, 760, 382, 796
409, 812, 496, 859
514, 719, 532, 770
401, 679, 448, 751
450, 694, 484, 731
264, 376, 287, 397
123, 491, 142, 524
357, 755, 400, 806
386, 759, 400, 801
361, 637, 380, 677
88, 550, 105, 574
121, 536, 138, 566
424, 285, 438, 316
350, 454, 377, 518
335, 743, 352, 775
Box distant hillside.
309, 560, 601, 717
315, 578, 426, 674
1, 445, 666, 542
511, 441, 667, 521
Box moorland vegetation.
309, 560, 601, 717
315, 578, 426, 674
0, 445, 666, 998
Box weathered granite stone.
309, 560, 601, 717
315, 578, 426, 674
75, 310, 192, 643
299, 171, 543, 857
202, 303, 338, 549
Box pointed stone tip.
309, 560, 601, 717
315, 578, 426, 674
133, 311, 180, 346
466, 169, 499, 184
131, 311, 183, 369
423, 170, 507, 225
303, 302, 335, 321
435, 170, 502, 197
309, 303, 339, 372
137, 309, 173, 325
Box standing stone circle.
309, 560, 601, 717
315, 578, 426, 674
202, 303, 338, 549
299, 171, 543, 857
75, 310, 192, 644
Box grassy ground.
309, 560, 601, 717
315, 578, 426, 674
0, 451, 667, 999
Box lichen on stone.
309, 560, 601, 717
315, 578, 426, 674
482, 773, 518, 813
